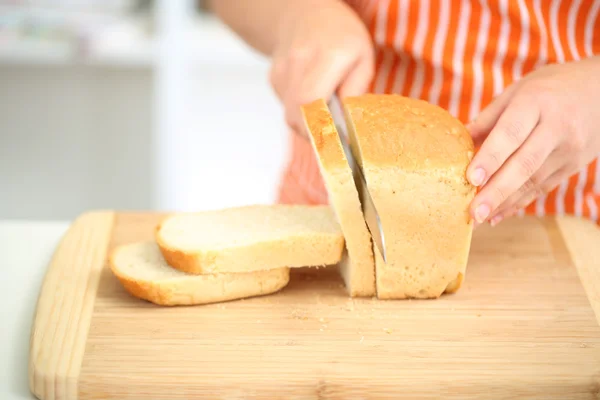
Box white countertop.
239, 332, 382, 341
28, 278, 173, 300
0, 220, 69, 400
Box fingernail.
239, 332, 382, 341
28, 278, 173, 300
475, 204, 490, 223
490, 215, 503, 227
469, 168, 486, 186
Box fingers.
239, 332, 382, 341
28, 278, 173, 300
467, 82, 518, 144
467, 95, 541, 188
338, 49, 374, 98
489, 152, 562, 219
273, 49, 361, 136
488, 163, 570, 227
470, 122, 556, 224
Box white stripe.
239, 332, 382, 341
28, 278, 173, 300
533, 0, 548, 67
448, 0, 472, 117
567, 0, 583, 60
549, 0, 565, 63
428, 0, 450, 104
374, 50, 394, 94
536, 194, 546, 217
492, 0, 510, 96
595, 155, 600, 194
511, 0, 530, 83
555, 180, 568, 216
392, 0, 411, 94
584, 0, 600, 57
574, 167, 588, 217
468, 0, 491, 121
373, 0, 391, 94
409, 0, 431, 99
586, 195, 598, 222
374, 0, 390, 46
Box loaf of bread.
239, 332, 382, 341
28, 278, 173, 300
109, 241, 290, 306
155, 205, 345, 275
342, 94, 475, 299
301, 99, 376, 297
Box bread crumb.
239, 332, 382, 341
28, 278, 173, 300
359, 336, 364, 343
476, 313, 482, 317
383, 328, 392, 334
319, 317, 326, 323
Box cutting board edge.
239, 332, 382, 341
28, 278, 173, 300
556, 215, 600, 326
28, 210, 116, 400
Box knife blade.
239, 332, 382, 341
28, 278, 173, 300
328, 95, 387, 263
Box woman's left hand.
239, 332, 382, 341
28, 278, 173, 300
466, 56, 600, 226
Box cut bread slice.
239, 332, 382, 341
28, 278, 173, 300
109, 241, 290, 306
301, 99, 376, 298
156, 204, 345, 275
342, 94, 476, 299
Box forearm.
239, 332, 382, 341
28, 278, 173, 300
207, 0, 339, 55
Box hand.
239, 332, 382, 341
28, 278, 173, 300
270, 0, 374, 136
466, 56, 600, 226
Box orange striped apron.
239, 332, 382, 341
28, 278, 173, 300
277, 0, 600, 223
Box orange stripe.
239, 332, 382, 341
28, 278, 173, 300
399, 0, 421, 97
575, 0, 594, 57
480, 1, 502, 110
501, 0, 521, 89
456, 0, 481, 122
593, 9, 600, 54
521, 0, 541, 76
419, 0, 440, 101
384, 0, 401, 93
438, 0, 462, 110
367, 2, 387, 93
369, 48, 385, 93
585, 159, 598, 194
541, 0, 557, 62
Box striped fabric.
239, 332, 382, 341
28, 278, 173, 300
277, 0, 600, 223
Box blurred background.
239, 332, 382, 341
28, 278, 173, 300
0, 0, 288, 220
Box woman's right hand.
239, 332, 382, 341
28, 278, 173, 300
270, 0, 375, 136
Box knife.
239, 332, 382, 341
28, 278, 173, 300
327, 95, 387, 263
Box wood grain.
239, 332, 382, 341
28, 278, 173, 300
557, 216, 600, 325
29, 212, 600, 399
29, 211, 115, 400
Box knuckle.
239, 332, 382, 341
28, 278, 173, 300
520, 177, 536, 193
492, 185, 508, 205
288, 47, 315, 63
566, 132, 586, 153
541, 180, 559, 194
518, 192, 537, 208
486, 151, 503, 170
517, 152, 540, 178
501, 119, 526, 144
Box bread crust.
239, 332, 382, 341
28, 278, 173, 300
154, 205, 345, 275
343, 94, 475, 171
342, 94, 475, 299
302, 99, 377, 297
109, 242, 290, 306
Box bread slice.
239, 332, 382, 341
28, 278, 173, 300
301, 99, 376, 297
342, 94, 476, 299
109, 241, 290, 306
155, 204, 345, 275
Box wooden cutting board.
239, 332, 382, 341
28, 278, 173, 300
28, 211, 600, 400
